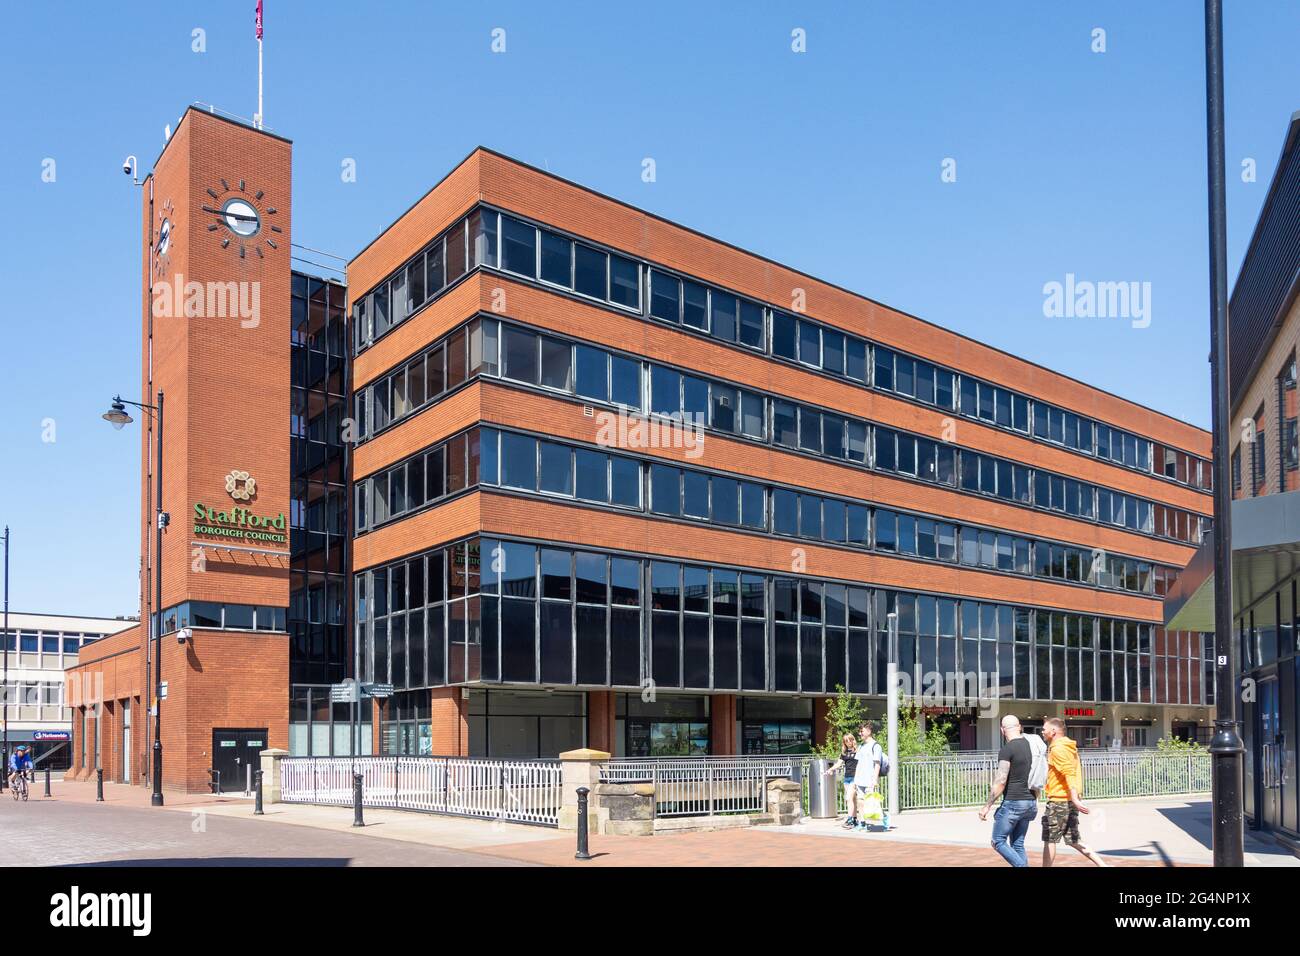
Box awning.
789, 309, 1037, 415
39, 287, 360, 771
1165, 489, 1300, 630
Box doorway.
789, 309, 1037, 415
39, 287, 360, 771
211, 728, 268, 793
1257, 677, 1284, 833
121, 700, 131, 784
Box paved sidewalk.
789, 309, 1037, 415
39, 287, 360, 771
48, 779, 560, 853
36, 782, 1296, 867
776, 796, 1298, 867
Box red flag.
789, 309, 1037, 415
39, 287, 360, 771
255, 0, 264, 40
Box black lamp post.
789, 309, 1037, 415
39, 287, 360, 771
2, 526, 9, 793
1203, 0, 1245, 867
103, 392, 167, 807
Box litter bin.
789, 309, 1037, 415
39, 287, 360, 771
807, 758, 837, 818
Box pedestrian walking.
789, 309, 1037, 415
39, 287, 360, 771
978, 715, 1040, 866
1041, 717, 1107, 867
824, 733, 860, 828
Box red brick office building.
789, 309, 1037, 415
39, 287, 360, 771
70, 105, 1215, 790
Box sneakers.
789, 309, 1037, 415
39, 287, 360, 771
841, 816, 858, 829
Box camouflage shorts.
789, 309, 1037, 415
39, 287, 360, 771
1041, 800, 1080, 844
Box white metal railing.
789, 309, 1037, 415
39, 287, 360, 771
279, 756, 563, 826
836, 751, 1213, 811
603, 750, 1212, 816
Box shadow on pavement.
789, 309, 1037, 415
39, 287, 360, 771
1156, 801, 1295, 859
64, 857, 355, 868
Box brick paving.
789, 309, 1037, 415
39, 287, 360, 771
24, 781, 1222, 867
474, 827, 1185, 867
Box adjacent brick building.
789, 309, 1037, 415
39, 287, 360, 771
1167, 110, 1300, 855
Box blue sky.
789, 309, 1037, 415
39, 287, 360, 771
0, 1, 1297, 617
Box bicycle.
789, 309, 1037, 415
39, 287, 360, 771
10, 771, 29, 802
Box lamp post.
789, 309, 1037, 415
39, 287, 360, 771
886, 610, 899, 829
103, 392, 167, 807
1203, 0, 1244, 867
2, 526, 9, 793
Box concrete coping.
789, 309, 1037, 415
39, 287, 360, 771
595, 782, 655, 796
558, 748, 611, 761
259, 748, 290, 757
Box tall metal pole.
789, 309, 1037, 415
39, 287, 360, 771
1204, 0, 1244, 867
886, 610, 899, 830
151, 390, 165, 807
2, 526, 9, 792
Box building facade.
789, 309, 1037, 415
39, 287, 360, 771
2, 612, 135, 773
1167, 111, 1300, 854
348, 148, 1216, 759
69, 106, 1217, 791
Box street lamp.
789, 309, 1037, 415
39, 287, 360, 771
102, 392, 167, 807
1202, 0, 1245, 867
2, 526, 9, 793
885, 610, 899, 830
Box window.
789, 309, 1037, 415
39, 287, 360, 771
540, 230, 572, 286
609, 254, 640, 309
501, 433, 537, 491
772, 311, 797, 359
650, 270, 680, 322
500, 216, 537, 277
611, 355, 642, 410
610, 456, 641, 507
574, 244, 608, 299
710, 291, 737, 342
575, 346, 609, 402
683, 281, 708, 330
1287, 419, 1298, 471
538, 442, 573, 495
539, 337, 573, 392
739, 301, 765, 349
502, 327, 538, 384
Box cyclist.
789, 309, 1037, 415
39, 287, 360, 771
8, 745, 34, 795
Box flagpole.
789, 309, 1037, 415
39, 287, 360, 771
257, 37, 263, 128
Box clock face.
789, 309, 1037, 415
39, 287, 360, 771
202, 178, 281, 260
153, 197, 175, 279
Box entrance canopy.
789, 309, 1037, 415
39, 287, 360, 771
1165, 490, 1300, 630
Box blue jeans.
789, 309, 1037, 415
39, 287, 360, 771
991, 800, 1038, 867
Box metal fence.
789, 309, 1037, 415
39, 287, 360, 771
821, 750, 1213, 812
604, 750, 1211, 816
280, 756, 563, 826
601, 757, 787, 817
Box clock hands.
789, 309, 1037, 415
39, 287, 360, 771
201, 204, 259, 222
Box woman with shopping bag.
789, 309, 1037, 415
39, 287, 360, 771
855, 722, 885, 831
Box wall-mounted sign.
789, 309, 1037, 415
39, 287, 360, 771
194, 503, 287, 545
33, 731, 71, 741
1064, 707, 1096, 717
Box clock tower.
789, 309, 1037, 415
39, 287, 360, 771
135, 107, 294, 791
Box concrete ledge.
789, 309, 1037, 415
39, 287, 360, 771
654, 814, 754, 833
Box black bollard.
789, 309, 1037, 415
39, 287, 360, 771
44, 765, 51, 797
351, 772, 364, 827
575, 786, 592, 860
254, 769, 264, 815
95, 767, 104, 802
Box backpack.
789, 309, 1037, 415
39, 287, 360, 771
874, 741, 890, 777
1024, 733, 1048, 794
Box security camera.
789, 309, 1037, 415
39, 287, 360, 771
123, 155, 138, 181
123, 160, 132, 175
177, 628, 192, 645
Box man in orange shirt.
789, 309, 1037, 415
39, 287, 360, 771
1041, 717, 1108, 867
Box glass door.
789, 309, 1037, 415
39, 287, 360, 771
1259, 677, 1283, 831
